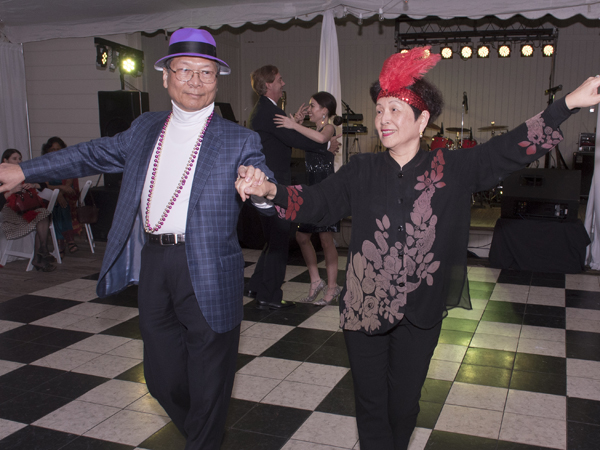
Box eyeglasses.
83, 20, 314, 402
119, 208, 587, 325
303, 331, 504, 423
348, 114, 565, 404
168, 67, 217, 84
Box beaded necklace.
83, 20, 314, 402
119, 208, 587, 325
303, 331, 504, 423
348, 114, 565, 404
144, 111, 214, 233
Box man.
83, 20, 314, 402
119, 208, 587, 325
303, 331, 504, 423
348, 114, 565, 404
246, 65, 339, 310
0, 28, 271, 450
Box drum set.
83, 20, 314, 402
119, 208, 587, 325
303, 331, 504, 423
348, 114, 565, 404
424, 122, 508, 152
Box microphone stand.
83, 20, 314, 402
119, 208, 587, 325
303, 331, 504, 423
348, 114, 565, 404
342, 100, 354, 164
460, 92, 468, 146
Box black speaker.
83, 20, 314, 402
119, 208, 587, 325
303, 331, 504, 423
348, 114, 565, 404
572, 151, 594, 198
98, 91, 149, 188
501, 168, 581, 221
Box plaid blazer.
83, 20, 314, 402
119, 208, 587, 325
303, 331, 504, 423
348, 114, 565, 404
21, 111, 273, 333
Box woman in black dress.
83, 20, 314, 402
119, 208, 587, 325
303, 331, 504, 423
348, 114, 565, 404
274, 91, 343, 305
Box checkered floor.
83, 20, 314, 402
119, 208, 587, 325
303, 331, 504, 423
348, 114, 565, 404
0, 247, 599, 450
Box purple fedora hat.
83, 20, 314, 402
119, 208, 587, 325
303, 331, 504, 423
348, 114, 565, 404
154, 28, 230, 75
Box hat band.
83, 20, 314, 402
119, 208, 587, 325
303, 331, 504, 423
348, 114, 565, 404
168, 41, 218, 59
377, 88, 427, 112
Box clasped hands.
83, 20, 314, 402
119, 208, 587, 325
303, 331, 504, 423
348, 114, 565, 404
236, 166, 276, 202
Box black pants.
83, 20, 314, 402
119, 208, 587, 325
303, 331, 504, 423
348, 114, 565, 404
138, 243, 240, 450
344, 317, 442, 450
248, 213, 291, 304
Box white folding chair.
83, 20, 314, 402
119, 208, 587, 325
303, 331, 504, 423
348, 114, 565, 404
78, 179, 95, 253
0, 188, 62, 270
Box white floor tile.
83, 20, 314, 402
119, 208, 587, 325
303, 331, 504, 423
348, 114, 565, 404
84, 410, 170, 446
292, 412, 359, 448
33, 400, 120, 435
499, 412, 566, 449
262, 380, 332, 410
435, 404, 502, 439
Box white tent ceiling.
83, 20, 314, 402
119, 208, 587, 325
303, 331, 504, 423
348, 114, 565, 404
1, 0, 599, 44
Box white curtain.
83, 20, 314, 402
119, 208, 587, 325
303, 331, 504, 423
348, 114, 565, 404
0, 43, 30, 161
584, 108, 600, 269
318, 10, 343, 171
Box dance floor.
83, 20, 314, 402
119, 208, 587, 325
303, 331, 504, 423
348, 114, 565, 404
0, 242, 599, 450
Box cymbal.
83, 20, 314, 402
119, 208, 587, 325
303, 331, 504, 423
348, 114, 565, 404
446, 127, 467, 133
478, 125, 508, 132
426, 123, 441, 131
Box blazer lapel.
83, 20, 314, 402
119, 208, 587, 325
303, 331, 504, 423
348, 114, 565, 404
188, 115, 222, 212
135, 115, 167, 202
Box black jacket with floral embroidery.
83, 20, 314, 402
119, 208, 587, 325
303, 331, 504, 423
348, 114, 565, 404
273, 98, 576, 335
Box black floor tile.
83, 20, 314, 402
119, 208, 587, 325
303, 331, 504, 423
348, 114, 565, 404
236, 353, 256, 372
334, 371, 354, 391
485, 300, 526, 313
31, 328, 93, 348
0, 385, 27, 404
278, 327, 335, 346
100, 316, 141, 339
0, 390, 72, 422
530, 272, 565, 288
416, 400, 443, 429
0, 324, 56, 342
420, 379, 452, 404
455, 364, 512, 388
462, 348, 516, 370
566, 289, 600, 310
322, 331, 346, 349
0, 364, 66, 390
232, 403, 311, 438
567, 421, 600, 450
243, 304, 275, 322
509, 370, 566, 395
481, 310, 523, 324
34, 297, 81, 313
497, 270, 532, 285
114, 362, 146, 384
567, 330, 600, 361
92, 286, 137, 307
522, 314, 565, 329
496, 441, 557, 449
60, 436, 135, 449
524, 304, 565, 318
0, 425, 78, 450
81, 272, 100, 280
0, 305, 56, 323
441, 318, 478, 333
220, 429, 287, 450
138, 421, 186, 450
425, 430, 499, 449
0, 341, 62, 364
32, 371, 109, 399
307, 344, 350, 368
513, 353, 566, 375
226, 398, 258, 429
438, 329, 473, 346
261, 340, 320, 362
259, 311, 314, 326
316, 387, 356, 417
568, 397, 600, 426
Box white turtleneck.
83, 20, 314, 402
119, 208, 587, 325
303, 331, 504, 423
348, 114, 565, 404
142, 101, 214, 235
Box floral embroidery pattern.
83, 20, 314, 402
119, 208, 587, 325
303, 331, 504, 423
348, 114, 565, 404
276, 185, 303, 220
518, 112, 563, 155
340, 150, 445, 332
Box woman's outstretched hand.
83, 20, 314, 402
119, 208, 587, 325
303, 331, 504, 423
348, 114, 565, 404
565, 76, 600, 110
236, 165, 276, 201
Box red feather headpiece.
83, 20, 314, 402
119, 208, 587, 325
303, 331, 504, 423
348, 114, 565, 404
377, 46, 441, 111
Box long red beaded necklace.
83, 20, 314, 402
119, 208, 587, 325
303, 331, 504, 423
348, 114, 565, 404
144, 111, 214, 233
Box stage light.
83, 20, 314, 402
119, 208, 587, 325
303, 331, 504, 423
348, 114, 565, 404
476, 44, 490, 58
498, 44, 511, 58
521, 44, 534, 57
96, 45, 108, 68
399, 48, 410, 54
542, 44, 555, 57
440, 46, 453, 59
460, 45, 473, 60
120, 54, 137, 74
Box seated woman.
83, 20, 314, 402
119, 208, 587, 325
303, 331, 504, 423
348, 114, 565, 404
41, 137, 81, 255
274, 92, 343, 305
1, 149, 56, 272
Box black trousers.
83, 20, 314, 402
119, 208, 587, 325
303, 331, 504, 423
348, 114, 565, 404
138, 243, 240, 450
248, 213, 291, 304
344, 317, 442, 450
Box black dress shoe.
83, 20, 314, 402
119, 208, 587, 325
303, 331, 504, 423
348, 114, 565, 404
255, 299, 295, 310
244, 289, 258, 299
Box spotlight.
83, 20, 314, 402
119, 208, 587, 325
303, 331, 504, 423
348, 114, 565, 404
476, 44, 490, 58
399, 48, 410, 54
542, 44, 555, 57
498, 44, 511, 58
440, 46, 453, 59
460, 45, 473, 60
120, 54, 137, 74
96, 45, 108, 68
521, 44, 534, 57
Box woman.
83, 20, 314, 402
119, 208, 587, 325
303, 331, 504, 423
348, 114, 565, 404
274, 92, 343, 305
1, 149, 56, 272
41, 137, 81, 255
237, 48, 600, 449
